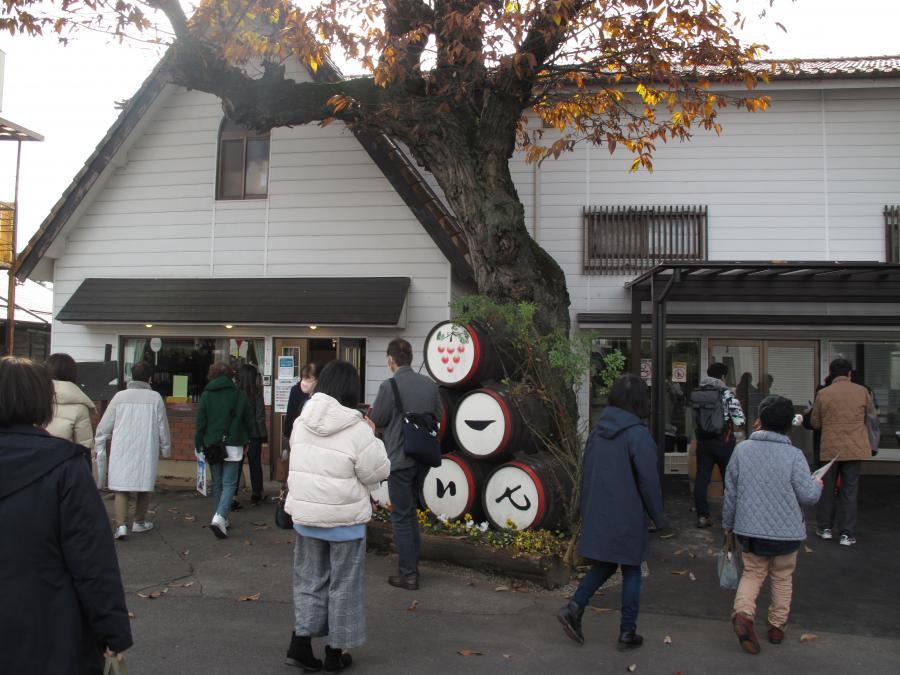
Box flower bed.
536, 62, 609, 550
367, 507, 572, 589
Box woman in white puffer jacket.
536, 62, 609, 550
44, 353, 96, 457
284, 360, 390, 672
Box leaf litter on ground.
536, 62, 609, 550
457, 650, 482, 657
238, 593, 261, 602
408, 600, 418, 612
800, 633, 819, 643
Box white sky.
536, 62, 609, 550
0, 0, 898, 247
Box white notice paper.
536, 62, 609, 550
812, 456, 839, 482
274, 379, 297, 413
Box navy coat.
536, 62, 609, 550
0, 426, 132, 674
578, 406, 667, 566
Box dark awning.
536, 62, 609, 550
56, 277, 411, 326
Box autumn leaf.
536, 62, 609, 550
800, 633, 819, 643
671, 570, 688, 576
408, 600, 418, 612
128, 612, 135, 619
238, 593, 261, 602
688, 572, 697, 581
590, 607, 613, 614
659, 533, 675, 539
664, 635, 673, 645
627, 665, 637, 672
804, 546, 814, 554
494, 586, 510, 592
457, 650, 482, 657
184, 515, 196, 522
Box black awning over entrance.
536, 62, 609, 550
57, 277, 411, 326
622, 262, 900, 478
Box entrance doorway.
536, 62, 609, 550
269, 337, 366, 478
708, 339, 819, 459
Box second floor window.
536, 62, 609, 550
216, 119, 270, 200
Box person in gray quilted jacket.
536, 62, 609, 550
723, 395, 823, 655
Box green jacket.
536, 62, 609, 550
194, 376, 253, 449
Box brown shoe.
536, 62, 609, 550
767, 625, 785, 644
388, 574, 419, 591
732, 613, 761, 654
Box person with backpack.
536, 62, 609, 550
195, 362, 253, 539
370, 338, 441, 591
691, 362, 745, 528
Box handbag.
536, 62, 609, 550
716, 532, 743, 590
103, 656, 129, 675
274, 485, 294, 530
389, 378, 442, 468
203, 390, 239, 464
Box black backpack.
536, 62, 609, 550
690, 385, 727, 438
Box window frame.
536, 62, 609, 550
215, 119, 271, 201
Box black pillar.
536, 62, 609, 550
630, 289, 642, 376
651, 282, 667, 480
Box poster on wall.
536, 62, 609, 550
274, 379, 297, 413
278, 356, 295, 380
640, 359, 652, 382
263, 385, 272, 406
672, 362, 687, 383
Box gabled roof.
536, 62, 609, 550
761, 55, 900, 80
15, 51, 474, 283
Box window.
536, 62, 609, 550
216, 119, 270, 200
885, 205, 900, 263
121, 336, 264, 399
584, 205, 707, 275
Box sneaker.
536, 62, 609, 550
132, 521, 154, 534
114, 525, 128, 540
697, 516, 713, 528
816, 528, 833, 540
839, 534, 857, 547
211, 514, 228, 539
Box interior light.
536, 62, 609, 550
225, 324, 234, 329
145, 324, 153, 328
309, 325, 318, 330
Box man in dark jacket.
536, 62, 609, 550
370, 338, 441, 591
0, 356, 132, 674
558, 374, 666, 651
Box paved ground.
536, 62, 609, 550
109, 476, 900, 674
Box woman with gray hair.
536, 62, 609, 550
723, 394, 823, 655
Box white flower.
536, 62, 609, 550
479, 522, 489, 532
437, 514, 449, 523
465, 520, 474, 529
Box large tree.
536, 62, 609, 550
3, 0, 778, 335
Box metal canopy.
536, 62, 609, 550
624, 261, 900, 480
0, 117, 44, 142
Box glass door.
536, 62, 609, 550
271, 338, 309, 479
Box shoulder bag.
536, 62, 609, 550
389, 378, 442, 468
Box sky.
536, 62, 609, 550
0, 0, 899, 248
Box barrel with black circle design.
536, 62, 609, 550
423, 321, 503, 389
452, 384, 551, 461
482, 455, 571, 531
420, 453, 496, 522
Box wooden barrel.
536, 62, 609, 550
438, 386, 462, 451
453, 384, 550, 461
421, 453, 493, 521
423, 321, 503, 388
482, 455, 571, 531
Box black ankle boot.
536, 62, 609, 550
557, 600, 585, 645
324, 645, 353, 671
285, 632, 322, 672
617, 629, 644, 651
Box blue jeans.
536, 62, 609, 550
572, 561, 642, 632
388, 463, 428, 577
210, 460, 241, 518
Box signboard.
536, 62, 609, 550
640, 359, 652, 382
274, 379, 297, 413
278, 356, 295, 380
672, 362, 687, 383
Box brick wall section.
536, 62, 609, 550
90, 401, 271, 464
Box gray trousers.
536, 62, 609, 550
816, 460, 861, 537
293, 533, 367, 650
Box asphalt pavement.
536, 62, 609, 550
108, 477, 900, 674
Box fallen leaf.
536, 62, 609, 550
184, 515, 196, 522
800, 633, 819, 643
671, 570, 688, 576
128, 612, 135, 619
627, 665, 637, 672
804, 546, 814, 554
182, 549, 190, 556
148, 591, 162, 599
252, 521, 267, 527
137, 592, 148, 598
168, 580, 194, 588
167, 507, 179, 513
494, 586, 510, 592
664, 635, 673, 645
254, 525, 269, 531
590, 607, 613, 614
243, 540, 253, 546
408, 600, 418, 612
458, 650, 482, 657
689, 572, 697, 582
673, 548, 685, 556
689, 553, 697, 559
238, 593, 261, 602
224, 553, 232, 559
503, 654, 511, 659
659, 533, 675, 539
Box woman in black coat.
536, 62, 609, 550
0, 356, 132, 674
558, 374, 666, 651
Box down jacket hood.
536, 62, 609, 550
53, 380, 96, 410
0, 426, 82, 500
595, 405, 646, 440
300, 393, 363, 436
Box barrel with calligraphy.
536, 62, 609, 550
438, 386, 461, 451
421, 453, 493, 522
452, 385, 550, 461
482, 455, 571, 531
423, 321, 503, 389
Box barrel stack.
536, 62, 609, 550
421, 321, 571, 530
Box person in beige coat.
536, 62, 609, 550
810, 358, 875, 547
45, 353, 96, 458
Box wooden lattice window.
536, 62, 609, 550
583, 205, 708, 275
885, 206, 900, 263
216, 119, 270, 200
